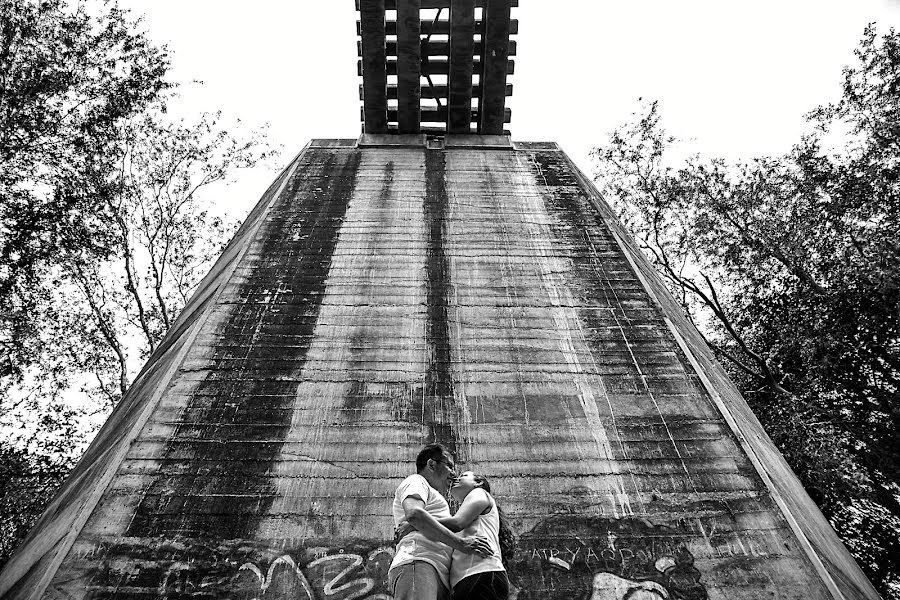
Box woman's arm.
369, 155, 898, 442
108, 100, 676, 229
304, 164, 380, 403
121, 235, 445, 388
438, 489, 490, 532
400, 497, 492, 556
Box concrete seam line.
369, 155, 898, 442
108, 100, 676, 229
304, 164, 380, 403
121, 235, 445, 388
18, 146, 308, 600
552, 146, 847, 600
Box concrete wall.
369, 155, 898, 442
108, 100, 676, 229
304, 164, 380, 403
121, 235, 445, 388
0, 137, 878, 600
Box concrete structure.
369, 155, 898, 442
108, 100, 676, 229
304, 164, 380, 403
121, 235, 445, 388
0, 1, 880, 598
0, 135, 880, 599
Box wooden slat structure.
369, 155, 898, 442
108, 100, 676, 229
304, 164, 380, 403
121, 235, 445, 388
357, 39, 517, 57
362, 106, 511, 124
357, 18, 519, 36
357, 57, 515, 77
357, 0, 516, 134
357, 0, 518, 7
362, 82, 513, 100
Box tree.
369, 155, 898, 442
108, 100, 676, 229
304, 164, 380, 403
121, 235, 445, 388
0, 0, 171, 381
0, 445, 71, 565
592, 25, 900, 598
0, 0, 279, 568
67, 109, 276, 398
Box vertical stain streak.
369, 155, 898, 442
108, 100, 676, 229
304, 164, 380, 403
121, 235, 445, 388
523, 151, 640, 517
482, 161, 531, 425
529, 152, 700, 504
343, 160, 395, 414
423, 150, 458, 457
126, 150, 362, 540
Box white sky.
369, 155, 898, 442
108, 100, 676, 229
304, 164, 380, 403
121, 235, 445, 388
115, 0, 900, 218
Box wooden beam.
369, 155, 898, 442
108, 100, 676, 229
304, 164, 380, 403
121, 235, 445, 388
448, 0, 476, 134
358, 58, 514, 77
395, 0, 420, 133
361, 83, 512, 100
357, 0, 518, 8
364, 106, 511, 124
359, 0, 388, 133
478, 0, 511, 134
385, 124, 511, 135
358, 18, 518, 36
358, 39, 516, 58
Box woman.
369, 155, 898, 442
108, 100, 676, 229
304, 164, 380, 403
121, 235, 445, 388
394, 471, 515, 599
442, 471, 515, 599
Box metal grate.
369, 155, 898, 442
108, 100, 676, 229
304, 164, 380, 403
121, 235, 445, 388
356, 0, 516, 135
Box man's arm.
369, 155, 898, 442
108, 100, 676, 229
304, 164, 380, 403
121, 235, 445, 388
436, 488, 490, 532
402, 497, 492, 556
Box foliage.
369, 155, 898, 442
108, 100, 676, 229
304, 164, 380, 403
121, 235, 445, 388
0, 444, 73, 566
56, 109, 277, 400
0, 0, 171, 378
592, 25, 900, 597
0, 0, 279, 569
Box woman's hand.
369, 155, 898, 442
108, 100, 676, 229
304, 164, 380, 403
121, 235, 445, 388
394, 522, 415, 545
456, 535, 493, 557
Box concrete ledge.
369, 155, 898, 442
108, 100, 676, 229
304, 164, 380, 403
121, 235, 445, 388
444, 134, 513, 148
358, 133, 427, 147
309, 139, 359, 148
357, 133, 516, 149
513, 141, 560, 151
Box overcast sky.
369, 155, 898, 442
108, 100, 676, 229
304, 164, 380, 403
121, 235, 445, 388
115, 0, 900, 217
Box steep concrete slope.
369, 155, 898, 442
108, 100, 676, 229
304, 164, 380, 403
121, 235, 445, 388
0, 137, 877, 600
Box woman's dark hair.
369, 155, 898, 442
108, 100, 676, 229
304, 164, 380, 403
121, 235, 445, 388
473, 474, 516, 566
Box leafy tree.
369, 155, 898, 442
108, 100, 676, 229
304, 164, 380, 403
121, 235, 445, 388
0, 0, 170, 380
592, 25, 899, 597
0, 445, 71, 565
63, 109, 275, 398
0, 0, 279, 568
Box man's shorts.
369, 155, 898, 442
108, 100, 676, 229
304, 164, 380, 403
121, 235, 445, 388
388, 561, 451, 600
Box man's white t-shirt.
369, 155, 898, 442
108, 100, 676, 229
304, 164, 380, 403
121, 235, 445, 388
389, 473, 453, 588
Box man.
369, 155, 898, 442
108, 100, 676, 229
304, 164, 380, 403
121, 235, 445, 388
388, 443, 492, 600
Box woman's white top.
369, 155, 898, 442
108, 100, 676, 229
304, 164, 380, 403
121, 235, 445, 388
449, 488, 505, 587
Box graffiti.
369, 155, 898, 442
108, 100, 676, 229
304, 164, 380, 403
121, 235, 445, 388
509, 514, 708, 600
235, 546, 395, 600
58, 523, 711, 599
75, 539, 397, 599
145, 533, 702, 600
589, 573, 668, 599
61, 506, 746, 600
655, 547, 706, 599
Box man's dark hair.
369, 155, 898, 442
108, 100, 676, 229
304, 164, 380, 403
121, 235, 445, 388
416, 443, 451, 472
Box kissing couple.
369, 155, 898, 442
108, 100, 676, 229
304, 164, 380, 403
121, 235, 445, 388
388, 443, 515, 600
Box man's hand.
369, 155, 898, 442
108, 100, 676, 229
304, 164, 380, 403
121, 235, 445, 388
456, 535, 492, 557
